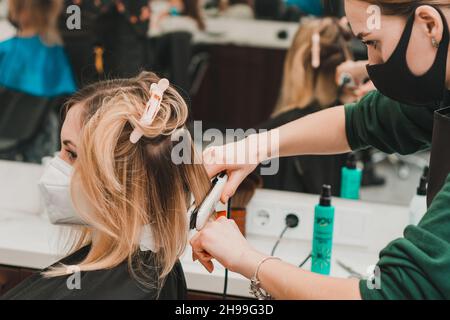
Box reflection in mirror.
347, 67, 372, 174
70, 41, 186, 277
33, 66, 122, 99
204, 0, 345, 21
0, 0, 426, 207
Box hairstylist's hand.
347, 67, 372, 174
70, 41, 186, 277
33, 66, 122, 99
203, 135, 266, 203
336, 60, 369, 87
355, 80, 376, 100
190, 217, 267, 277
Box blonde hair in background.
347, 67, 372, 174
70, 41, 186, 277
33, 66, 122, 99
44, 72, 212, 291
358, 0, 450, 16
8, 0, 63, 45
274, 18, 353, 116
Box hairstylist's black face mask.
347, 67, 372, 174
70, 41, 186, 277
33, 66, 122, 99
367, 8, 450, 108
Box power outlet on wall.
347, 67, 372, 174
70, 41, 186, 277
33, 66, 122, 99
246, 194, 370, 248
247, 202, 314, 241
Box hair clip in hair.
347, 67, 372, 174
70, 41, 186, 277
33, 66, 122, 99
312, 32, 321, 69
130, 78, 170, 144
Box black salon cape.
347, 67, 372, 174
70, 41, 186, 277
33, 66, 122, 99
2, 246, 187, 300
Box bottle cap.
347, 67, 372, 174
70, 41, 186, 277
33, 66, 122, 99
320, 185, 332, 206
417, 166, 429, 196
346, 153, 357, 169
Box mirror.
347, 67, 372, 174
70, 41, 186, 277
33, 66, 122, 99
203, 0, 343, 22
0, 0, 426, 207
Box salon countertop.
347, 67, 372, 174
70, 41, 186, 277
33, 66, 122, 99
0, 206, 388, 298
0, 160, 409, 298
0, 19, 16, 42
150, 17, 299, 50
0, 17, 298, 50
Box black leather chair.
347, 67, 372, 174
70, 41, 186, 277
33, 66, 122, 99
188, 52, 210, 96
323, 0, 345, 17
153, 31, 194, 92
0, 87, 63, 163
254, 0, 284, 20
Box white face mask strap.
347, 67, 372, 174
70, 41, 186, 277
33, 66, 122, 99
140, 223, 159, 252
130, 78, 170, 144
312, 32, 321, 69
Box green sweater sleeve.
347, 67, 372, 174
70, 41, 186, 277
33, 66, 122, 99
360, 174, 450, 300
345, 91, 434, 155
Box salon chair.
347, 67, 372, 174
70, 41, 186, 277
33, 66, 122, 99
153, 31, 194, 92
60, 3, 152, 85
323, 0, 345, 18
188, 52, 211, 96
254, 0, 285, 20
0, 87, 62, 163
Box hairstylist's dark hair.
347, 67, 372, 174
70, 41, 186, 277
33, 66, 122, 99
183, 0, 206, 30
360, 0, 450, 16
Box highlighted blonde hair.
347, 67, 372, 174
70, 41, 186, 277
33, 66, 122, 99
8, 0, 63, 45
46, 72, 211, 290
274, 18, 353, 116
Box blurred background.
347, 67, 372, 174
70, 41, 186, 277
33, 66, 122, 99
0, 0, 429, 206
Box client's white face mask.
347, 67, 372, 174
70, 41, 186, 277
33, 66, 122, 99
38, 156, 157, 252
38, 156, 84, 225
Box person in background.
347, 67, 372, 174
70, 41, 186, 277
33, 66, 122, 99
0, 0, 76, 97
148, 0, 205, 91
0, 0, 76, 163
104, 0, 152, 78
153, 0, 206, 35
285, 0, 323, 16
3, 72, 211, 300
60, 0, 151, 82
258, 17, 356, 195
220, 0, 254, 20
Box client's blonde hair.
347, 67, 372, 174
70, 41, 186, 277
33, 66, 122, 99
46, 72, 211, 290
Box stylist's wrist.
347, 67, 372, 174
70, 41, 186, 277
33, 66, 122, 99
246, 131, 273, 165
233, 248, 268, 280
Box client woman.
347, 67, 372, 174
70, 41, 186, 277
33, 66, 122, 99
3, 72, 211, 300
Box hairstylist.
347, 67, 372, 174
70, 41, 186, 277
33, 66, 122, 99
191, 0, 450, 300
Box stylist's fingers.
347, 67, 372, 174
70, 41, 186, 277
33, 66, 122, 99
220, 171, 246, 203
191, 233, 215, 273
203, 146, 251, 203
190, 232, 203, 260
192, 248, 212, 261
355, 81, 376, 99
191, 233, 212, 263
203, 147, 224, 178
193, 251, 214, 273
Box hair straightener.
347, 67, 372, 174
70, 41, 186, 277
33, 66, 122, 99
188, 172, 232, 299
188, 172, 229, 231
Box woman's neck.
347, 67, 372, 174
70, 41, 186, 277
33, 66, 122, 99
18, 27, 38, 38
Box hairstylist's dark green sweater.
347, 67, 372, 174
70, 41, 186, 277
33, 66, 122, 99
345, 91, 450, 300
